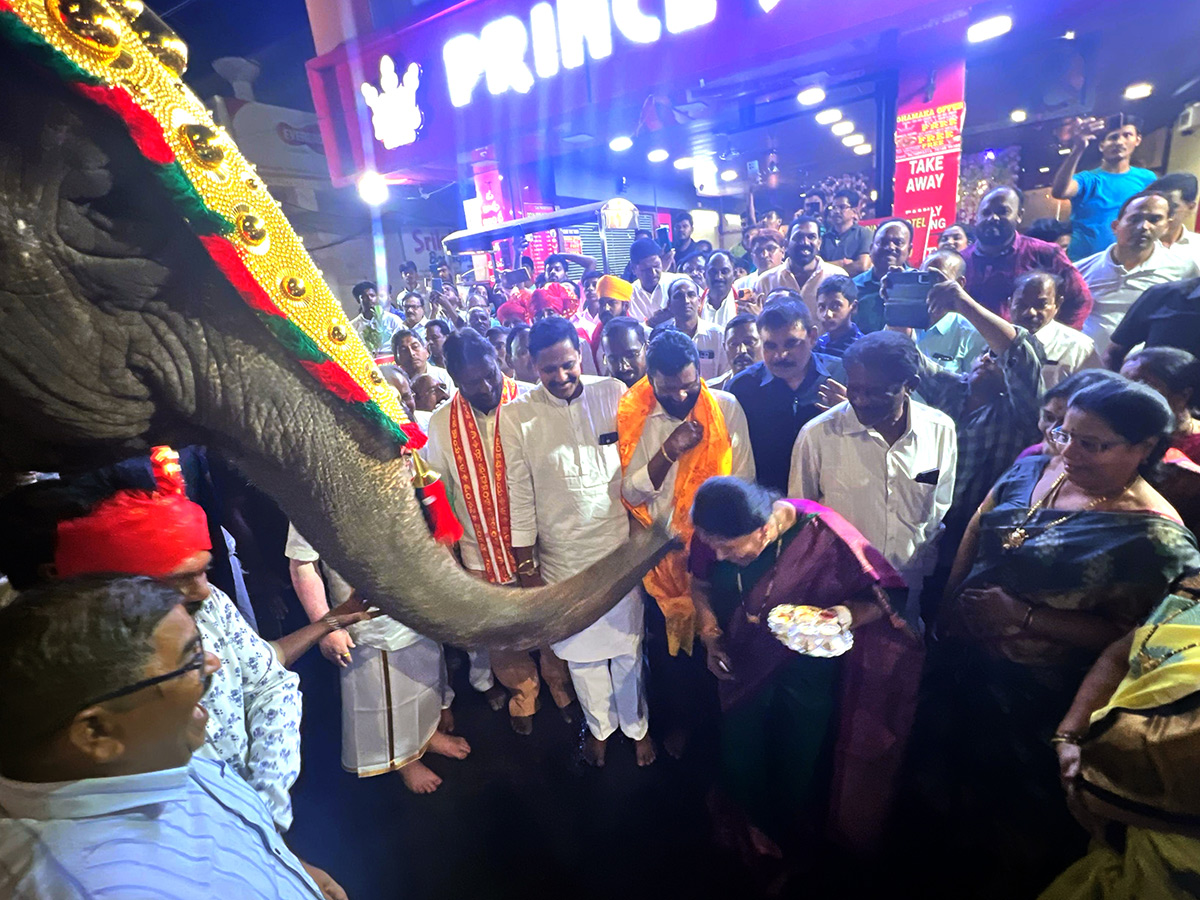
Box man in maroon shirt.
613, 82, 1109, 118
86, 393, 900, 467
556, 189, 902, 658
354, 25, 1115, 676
963, 186, 1094, 329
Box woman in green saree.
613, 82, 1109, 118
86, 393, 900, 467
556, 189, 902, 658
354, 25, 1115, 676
907, 377, 1200, 898
1043, 571, 1200, 898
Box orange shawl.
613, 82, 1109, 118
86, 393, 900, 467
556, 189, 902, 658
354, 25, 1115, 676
618, 377, 732, 655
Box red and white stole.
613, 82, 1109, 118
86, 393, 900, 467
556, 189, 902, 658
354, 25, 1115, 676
448, 378, 521, 584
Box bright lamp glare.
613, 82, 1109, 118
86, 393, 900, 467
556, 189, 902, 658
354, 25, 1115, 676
797, 86, 826, 106
842, 133, 865, 147
647, 148, 669, 163
1124, 82, 1154, 100
609, 135, 633, 152
758, 0, 782, 10
673, 157, 694, 170
853, 144, 872, 156
719, 168, 738, 182
967, 14, 1012, 43
357, 171, 389, 206
831, 120, 854, 136
815, 108, 842, 126
1010, 109, 1027, 123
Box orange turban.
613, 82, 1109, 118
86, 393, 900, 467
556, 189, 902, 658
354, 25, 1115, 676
55, 447, 212, 578
597, 275, 633, 303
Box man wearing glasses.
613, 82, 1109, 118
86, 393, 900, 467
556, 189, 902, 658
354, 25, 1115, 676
0, 576, 328, 898
820, 188, 873, 276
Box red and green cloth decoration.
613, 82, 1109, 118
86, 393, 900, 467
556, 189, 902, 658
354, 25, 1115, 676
0, 0, 425, 452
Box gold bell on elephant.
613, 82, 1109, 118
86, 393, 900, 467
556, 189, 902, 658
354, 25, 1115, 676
179, 123, 225, 170
409, 454, 463, 545
48, 0, 124, 57
129, 4, 188, 77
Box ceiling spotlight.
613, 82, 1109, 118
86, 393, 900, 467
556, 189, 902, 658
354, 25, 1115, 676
870, 189, 878, 200
1010, 109, 1027, 123
831, 120, 855, 136
609, 135, 633, 152
1124, 82, 1154, 100
647, 148, 669, 163
758, 0, 782, 10
815, 108, 842, 126
673, 157, 694, 170
720, 168, 739, 182
357, 171, 389, 206
967, 13, 1013, 43
797, 86, 826, 106
842, 133, 865, 147
853, 144, 872, 156
1058, 146, 1072, 155
1063, 30, 1076, 40
1039, 166, 1050, 173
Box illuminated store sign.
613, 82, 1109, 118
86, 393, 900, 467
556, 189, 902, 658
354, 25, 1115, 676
441, 0, 717, 108
361, 56, 425, 149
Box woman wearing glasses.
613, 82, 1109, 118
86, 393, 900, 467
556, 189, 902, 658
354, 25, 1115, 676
907, 377, 1200, 897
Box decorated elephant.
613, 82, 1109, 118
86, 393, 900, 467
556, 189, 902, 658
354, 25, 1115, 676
0, 0, 668, 647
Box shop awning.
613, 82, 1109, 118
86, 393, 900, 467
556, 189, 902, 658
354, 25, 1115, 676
441, 201, 614, 254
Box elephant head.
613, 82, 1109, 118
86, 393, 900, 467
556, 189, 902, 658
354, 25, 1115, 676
0, 17, 669, 648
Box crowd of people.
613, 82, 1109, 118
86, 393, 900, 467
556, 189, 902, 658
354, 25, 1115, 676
4, 112, 1200, 899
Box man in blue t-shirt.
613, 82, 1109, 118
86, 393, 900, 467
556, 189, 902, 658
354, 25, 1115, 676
1052, 113, 1155, 260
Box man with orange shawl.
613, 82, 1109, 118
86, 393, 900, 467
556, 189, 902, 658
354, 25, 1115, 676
619, 329, 755, 757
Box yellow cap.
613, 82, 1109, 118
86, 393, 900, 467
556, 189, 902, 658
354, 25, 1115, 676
597, 275, 633, 303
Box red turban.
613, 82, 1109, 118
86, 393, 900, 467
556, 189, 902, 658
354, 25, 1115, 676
530, 289, 565, 316
55, 447, 212, 578
496, 300, 530, 324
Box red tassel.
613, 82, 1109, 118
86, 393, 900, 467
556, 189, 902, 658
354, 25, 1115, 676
299, 359, 370, 403
415, 477, 463, 544
199, 235, 284, 317
71, 82, 176, 165
400, 422, 428, 450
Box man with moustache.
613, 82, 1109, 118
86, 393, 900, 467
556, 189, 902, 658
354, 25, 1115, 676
755, 217, 847, 321
853, 219, 915, 334
629, 238, 687, 323
728, 295, 834, 493
0, 577, 329, 899
619, 330, 754, 757
602, 316, 648, 388
790, 332, 957, 624
1077, 191, 1199, 357
507, 324, 537, 383
422, 330, 574, 735
667, 276, 728, 381
707, 314, 762, 391
424, 318, 452, 368
500, 317, 653, 766
962, 185, 1094, 329
820, 188, 872, 275
702, 251, 756, 329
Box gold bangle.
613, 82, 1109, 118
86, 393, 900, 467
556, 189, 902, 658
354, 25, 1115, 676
1050, 731, 1084, 745
661, 445, 676, 464
1021, 605, 1036, 631
516, 561, 538, 576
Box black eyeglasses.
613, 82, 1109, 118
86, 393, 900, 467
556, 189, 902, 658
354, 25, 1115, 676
80, 637, 209, 708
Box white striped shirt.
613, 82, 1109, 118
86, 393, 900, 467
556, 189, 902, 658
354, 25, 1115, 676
0, 757, 323, 898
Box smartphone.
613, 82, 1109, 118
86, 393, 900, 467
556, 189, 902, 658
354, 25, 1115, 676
501, 268, 530, 290
883, 270, 940, 329
655, 225, 671, 247
431, 277, 444, 295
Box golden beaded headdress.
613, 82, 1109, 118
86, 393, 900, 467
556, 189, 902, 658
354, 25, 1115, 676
0, 0, 421, 447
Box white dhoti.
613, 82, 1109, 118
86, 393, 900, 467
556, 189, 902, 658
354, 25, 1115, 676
340, 634, 448, 777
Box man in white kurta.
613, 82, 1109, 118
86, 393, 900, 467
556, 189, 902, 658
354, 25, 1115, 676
667, 276, 730, 381
498, 317, 652, 766
285, 527, 470, 793
422, 329, 576, 735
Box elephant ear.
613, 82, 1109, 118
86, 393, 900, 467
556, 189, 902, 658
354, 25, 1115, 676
0, 0, 422, 451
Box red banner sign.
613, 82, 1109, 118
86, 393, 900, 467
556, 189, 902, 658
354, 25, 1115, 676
892, 60, 966, 264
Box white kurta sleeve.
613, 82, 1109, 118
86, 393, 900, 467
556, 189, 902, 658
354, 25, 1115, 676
498, 409, 539, 548
720, 395, 756, 484
621, 433, 663, 509
789, 422, 822, 500
933, 423, 958, 530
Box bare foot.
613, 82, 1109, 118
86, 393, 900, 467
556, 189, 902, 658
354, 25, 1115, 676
583, 732, 607, 767
438, 707, 455, 733
634, 734, 656, 766
663, 727, 689, 760
428, 729, 471, 759
399, 760, 442, 794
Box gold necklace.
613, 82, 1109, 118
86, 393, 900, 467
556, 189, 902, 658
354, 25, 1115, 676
1001, 471, 1125, 551
1135, 603, 1200, 673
